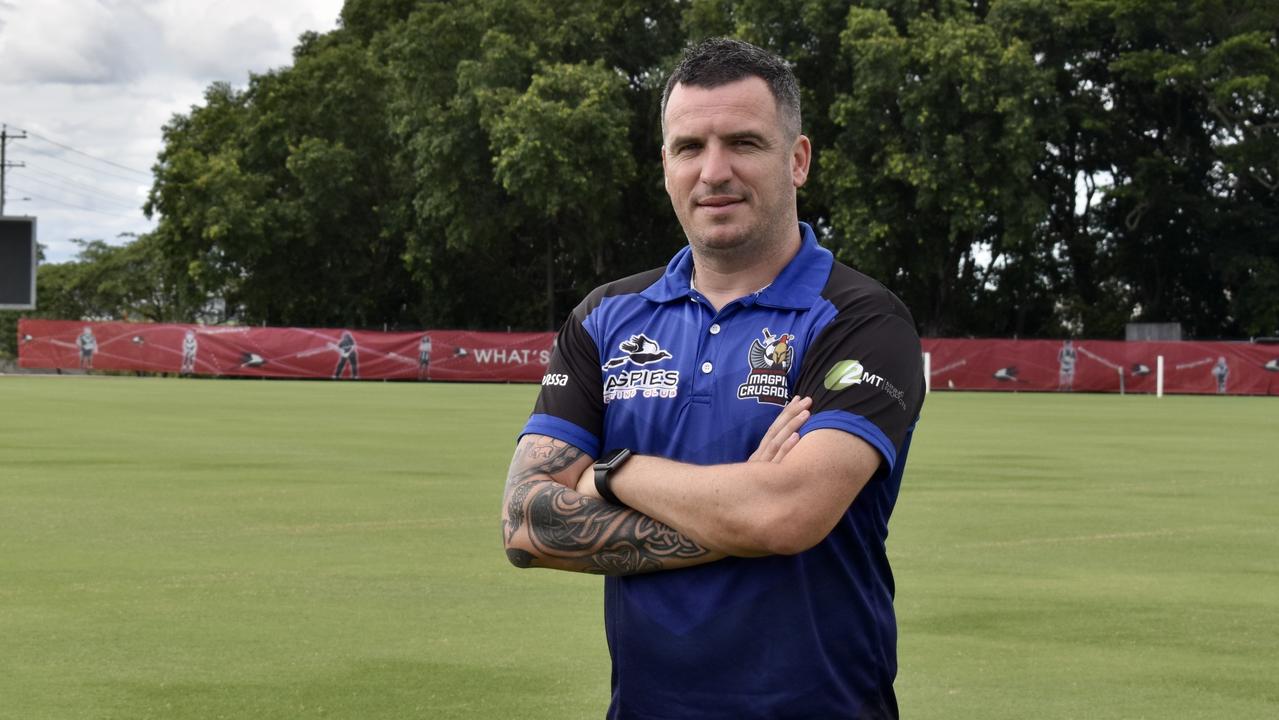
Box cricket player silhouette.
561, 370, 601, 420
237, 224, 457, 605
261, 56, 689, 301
77, 327, 97, 369
1058, 340, 1077, 391
418, 334, 432, 379
334, 331, 359, 379
181, 330, 198, 375
1211, 356, 1228, 394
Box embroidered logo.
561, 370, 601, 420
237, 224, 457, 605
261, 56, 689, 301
602, 334, 672, 370
602, 334, 679, 403
737, 328, 795, 405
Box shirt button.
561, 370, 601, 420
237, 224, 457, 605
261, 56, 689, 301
709, 323, 721, 335
701, 361, 713, 374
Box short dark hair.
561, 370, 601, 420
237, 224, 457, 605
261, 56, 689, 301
661, 37, 802, 140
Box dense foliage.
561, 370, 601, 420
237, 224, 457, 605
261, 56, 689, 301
6, 0, 1276, 348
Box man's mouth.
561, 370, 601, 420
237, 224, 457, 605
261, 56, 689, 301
697, 195, 743, 208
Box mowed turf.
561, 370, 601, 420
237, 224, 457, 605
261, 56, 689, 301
0, 377, 1275, 719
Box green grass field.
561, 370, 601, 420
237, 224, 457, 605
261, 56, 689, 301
1, 376, 1275, 719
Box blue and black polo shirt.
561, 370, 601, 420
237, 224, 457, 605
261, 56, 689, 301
523, 222, 925, 720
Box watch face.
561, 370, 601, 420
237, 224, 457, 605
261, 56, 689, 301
597, 448, 630, 469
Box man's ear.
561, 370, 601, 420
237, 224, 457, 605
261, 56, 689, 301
791, 134, 812, 188
661, 146, 670, 192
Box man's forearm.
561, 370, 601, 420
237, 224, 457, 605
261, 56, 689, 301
585, 429, 881, 557
502, 435, 724, 575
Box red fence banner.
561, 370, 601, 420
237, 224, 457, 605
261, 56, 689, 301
921, 338, 1279, 396
423, 330, 553, 383
15, 320, 1278, 394
17, 320, 555, 383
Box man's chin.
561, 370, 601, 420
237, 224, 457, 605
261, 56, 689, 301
691, 228, 747, 249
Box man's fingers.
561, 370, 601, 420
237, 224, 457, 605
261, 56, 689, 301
766, 409, 809, 460
772, 431, 801, 463
750, 396, 812, 462
769, 396, 810, 434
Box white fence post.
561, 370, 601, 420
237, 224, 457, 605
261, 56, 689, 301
923, 351, 931, 394
1157, 355, 1164, 398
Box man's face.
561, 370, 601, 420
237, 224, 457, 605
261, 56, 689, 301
661, 77, 810, 258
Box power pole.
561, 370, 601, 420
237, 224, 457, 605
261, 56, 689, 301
1, 124, 29, 215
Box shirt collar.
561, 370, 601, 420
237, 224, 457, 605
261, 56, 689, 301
641, 222, 832, 310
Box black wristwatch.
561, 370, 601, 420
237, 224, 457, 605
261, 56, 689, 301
593, 448, 632, 507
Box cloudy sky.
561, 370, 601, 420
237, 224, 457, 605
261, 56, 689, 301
0, 0, 346, 263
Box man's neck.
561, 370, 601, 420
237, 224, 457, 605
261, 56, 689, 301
690, 226, 803, 311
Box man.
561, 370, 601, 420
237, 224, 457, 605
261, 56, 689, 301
502, 38, 924, 719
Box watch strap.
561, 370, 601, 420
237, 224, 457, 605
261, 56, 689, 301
594, 449, 631, 507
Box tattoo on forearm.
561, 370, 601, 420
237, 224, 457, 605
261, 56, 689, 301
526, 490, 707, 574
515, 440, 585, 484
502, 436, 712, 575
503, 480, 534, 542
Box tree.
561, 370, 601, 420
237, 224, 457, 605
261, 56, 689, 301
382, 0, 683, 329
130, 0, 1276, 338
823, 3, 1051, 336
146, 29, 420, 328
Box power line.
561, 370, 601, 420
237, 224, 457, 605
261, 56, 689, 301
5, 124, 151, 177
16, 174, 141, 211
16, 143, 153, 185
21, 165, 143, 208
7, 185, 145, 219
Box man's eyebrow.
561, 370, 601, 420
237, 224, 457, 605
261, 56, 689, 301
666, 130, 770, 147
666, 133, 702, 147
723, 131, 770, 145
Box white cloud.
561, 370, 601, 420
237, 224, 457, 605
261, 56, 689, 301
0, 1, 161, 84
0, 0, 344, 262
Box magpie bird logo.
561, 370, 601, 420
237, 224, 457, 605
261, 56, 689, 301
993, 366, 1019, 381
1265, 359, 1279, 372
603, 334, 672, 370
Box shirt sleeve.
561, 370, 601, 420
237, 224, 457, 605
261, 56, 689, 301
520, 305, 606, 459
793, 310, 924, 473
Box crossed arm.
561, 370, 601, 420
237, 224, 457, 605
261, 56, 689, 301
501, 397, 881, 575
501, 436, 721, 574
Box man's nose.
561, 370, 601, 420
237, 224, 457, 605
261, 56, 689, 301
699, 142, 733, 187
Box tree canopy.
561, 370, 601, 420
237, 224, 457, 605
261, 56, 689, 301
9, 0, 1276, 343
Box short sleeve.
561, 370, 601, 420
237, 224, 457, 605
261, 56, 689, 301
521, 308, 606, 458
794, 311, 924, 473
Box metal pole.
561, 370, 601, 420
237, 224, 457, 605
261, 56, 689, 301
1156, 355, 1164, 397
922, 351, 931, 393
0, 124, 28, 215
2, 124, 7, 213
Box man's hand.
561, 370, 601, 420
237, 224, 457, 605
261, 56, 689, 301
577, 396, 812, 498
747, 396, 811, 463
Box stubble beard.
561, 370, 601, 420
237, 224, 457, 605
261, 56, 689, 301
683, 198, 795, 274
